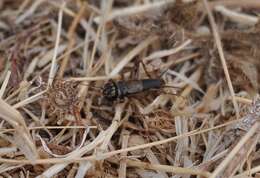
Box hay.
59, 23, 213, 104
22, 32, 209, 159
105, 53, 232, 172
0, 0, 260, 177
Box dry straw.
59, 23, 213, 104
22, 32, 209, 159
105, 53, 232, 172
0, 0, 260, 177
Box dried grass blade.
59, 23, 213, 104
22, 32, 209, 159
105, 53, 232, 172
0, 71, 11, 98
209, 122, 260, 178
202, 0, 240, 118
48, 2, 65, 85
126, 159, 211, 177
94, 0, 175, 23
214, 5, 258, 26
109, 36, 157, 77
0, 99, 38, 161
144, 39, 192, 61
58, 4, 86, 77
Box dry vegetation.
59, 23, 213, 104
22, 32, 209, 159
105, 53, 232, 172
0, 0, 260, 177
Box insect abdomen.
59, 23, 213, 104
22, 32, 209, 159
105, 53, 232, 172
116, 79, 162, 98
141, 79, 162, 90
116, 81, 141, 98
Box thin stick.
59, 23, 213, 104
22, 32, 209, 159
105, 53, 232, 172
58, 4, 86, 77
94, 0, 175, 23
207, 0, 260, 9
0, 125, 97, 133
93, 0, 260, 24
69, 75, 119, 81
209, 122, 260, 178
0, 119, 244, 165
48, 2, 65, 86
233, 96, 252, 105
87, 16, 102, 76
202, 0, 240, 118
232, 165, 260, 178
15, 0, 44, 24
12, 90, 46, 109
159, 52, 200, 71
0, 71, 11, 98
214, 5, 258, 26
109, 36, 158, 77
0, 99, 38, 160
144, 39, 192, 61
126, 160, 211, 177
118, 130, 130, 178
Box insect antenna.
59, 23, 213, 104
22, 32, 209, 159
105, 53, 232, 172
158, 68, 182, 90
159, 68, 169, 78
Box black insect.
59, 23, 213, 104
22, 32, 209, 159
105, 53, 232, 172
102, 79, 165, 100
